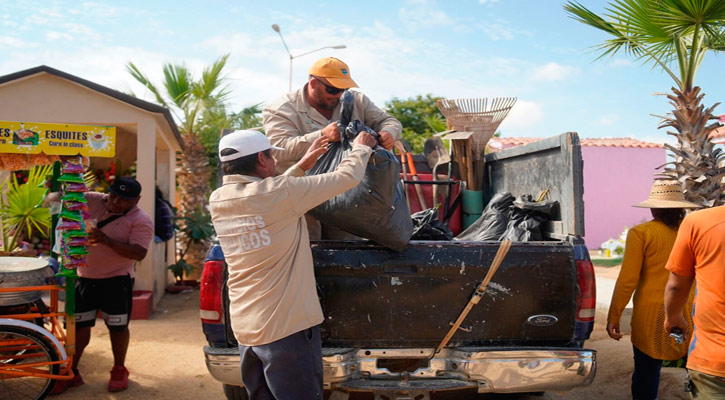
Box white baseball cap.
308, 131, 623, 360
218, 130, 282, 162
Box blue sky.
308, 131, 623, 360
1, 0, 722, 144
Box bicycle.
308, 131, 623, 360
0, 283, 75, 399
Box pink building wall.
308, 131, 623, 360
581, 146, 666, 249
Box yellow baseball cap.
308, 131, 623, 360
308, 57, 358, 89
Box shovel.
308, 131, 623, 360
423, 136, 451, 207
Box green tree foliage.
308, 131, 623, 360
385, 94, 446, 152
197, 103, 263, 174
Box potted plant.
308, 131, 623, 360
166, 206, 214, 293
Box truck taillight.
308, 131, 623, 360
200, 260, 224, 324
576, 259, 596, 322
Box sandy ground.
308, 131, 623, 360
53, 289, 224, 400
52, 271, 691, 400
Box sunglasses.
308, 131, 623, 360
314, 77, 345, 95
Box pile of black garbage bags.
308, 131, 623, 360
455, 192, 558, 242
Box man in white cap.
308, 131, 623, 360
263, 56, 402, 175
209, 129, 376, 399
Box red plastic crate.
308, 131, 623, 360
131, 290, 153, 320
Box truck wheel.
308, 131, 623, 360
222, 384, 249, 400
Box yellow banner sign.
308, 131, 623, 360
0, 121, 116, 157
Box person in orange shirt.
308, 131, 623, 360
607, 180, 698, 400
665, 202, 725, 399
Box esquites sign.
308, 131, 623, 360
0, 120, 116, 157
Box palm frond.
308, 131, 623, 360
126, 62, 168, 107
162, 63, 192, 109
564, 1, 682, 85
198, 54, 231, 104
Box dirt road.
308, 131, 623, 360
54, 290, 690, 400
54, 290, 224, 399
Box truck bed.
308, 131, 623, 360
314, 240, 577, 348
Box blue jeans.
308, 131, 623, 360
239, 326, 323, 400
632, 345, 664, 400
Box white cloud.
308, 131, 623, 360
499, 100, 545, 132
62, 22, 101, 41
78, 2, 119, 18
0, 36, 28, 48
0, 45, 176, 104
399, 0, 454, 29
46, 31, 74, 42
477, 19, 518, 41
530, 62, 579, 82
599, 113, 620, 126
2, 18, 18, 27
479, 0, 500, 4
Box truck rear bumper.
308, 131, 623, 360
204, 346, 596, 394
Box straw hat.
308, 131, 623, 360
633, 180, 700, 209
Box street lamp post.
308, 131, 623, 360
271, 24, 346, 92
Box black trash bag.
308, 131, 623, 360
338, 90, 355, 131
338, 91, 380, 143
411, 207, 454, 241
306, 95, 413, 252
455, 192, 514, 241
500, 194, 558, 241
513, 194, 557, 216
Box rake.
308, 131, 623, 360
436, 98, 516, 190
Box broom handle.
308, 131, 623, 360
406, 152, 428, 209
395, 142, 411, 211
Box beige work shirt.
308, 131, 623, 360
209, 144, 373, 346
263, 85, 402, 174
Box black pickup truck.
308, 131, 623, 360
200, 132, 597, 399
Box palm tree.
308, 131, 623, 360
126, 55, 230, 275
564, 0, 725, 207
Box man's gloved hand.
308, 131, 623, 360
321, 122, 341, 142
378, 131, 394, 150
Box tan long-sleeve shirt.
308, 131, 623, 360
263, 85, 402, 174
209, 144, 373, 346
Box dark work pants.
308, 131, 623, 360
239, 326, 323, 400
632, 345, 664, 400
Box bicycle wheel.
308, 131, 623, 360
0, 325, 60, 400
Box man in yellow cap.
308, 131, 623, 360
263, 57, 402, 175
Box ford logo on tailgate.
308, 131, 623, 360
527, 315, 558, 327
